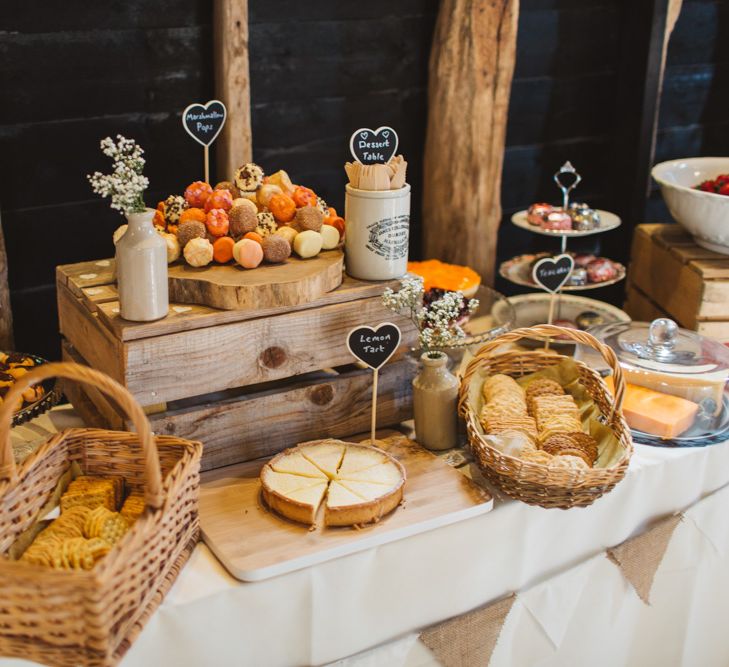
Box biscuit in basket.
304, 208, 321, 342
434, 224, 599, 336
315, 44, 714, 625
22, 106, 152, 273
564, 432, 599, 463
525, 378, 565, 401
520, 450, 553, 465
36, 506, 91, 541
61, 477, 116, 513
548, 455, 589, 471
482, 374, 524, 403
84, 506, 129, 546
120, 493, 146, 523
540, 434, 594, 467
483, 415, 538, 442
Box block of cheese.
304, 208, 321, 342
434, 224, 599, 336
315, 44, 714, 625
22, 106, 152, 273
605, 376, 699, 438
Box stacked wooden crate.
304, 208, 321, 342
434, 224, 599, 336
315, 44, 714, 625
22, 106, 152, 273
625, 224, 729, 342
56, 259, 417, 471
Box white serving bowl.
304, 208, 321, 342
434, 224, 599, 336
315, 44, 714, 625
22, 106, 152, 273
652, 157, 729, 254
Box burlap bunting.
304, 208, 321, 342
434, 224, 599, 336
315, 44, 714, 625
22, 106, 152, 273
420, 594, 516, 667
607, 513, 683, 605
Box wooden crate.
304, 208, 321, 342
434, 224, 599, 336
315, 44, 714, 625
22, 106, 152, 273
626, 224, 729, 342
57, 259, 417, 470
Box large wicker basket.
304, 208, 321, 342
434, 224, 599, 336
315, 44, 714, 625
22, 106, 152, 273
0, 363, 203, 666
458, 325, 632, 509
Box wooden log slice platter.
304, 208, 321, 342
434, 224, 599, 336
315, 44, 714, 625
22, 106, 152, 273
167, 249, 344, 310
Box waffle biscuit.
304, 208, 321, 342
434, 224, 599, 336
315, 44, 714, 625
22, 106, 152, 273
483, 415, 538, 442
525, 378, 564, 401
482, 374, 523, 403
538, 422, 584, 444
540, 434, 594, 467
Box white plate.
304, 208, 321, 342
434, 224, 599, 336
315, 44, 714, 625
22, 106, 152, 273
508, 293, 631, 349
499, 253, 626, 291
511, 208, 621, 237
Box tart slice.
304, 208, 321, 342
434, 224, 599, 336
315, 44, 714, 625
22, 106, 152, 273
300, 441, 346, 479
324, 477, 404, 527
270, 450, 327, 479
337, 445, 389, 476
261, 480, 328, 525
260, 466, 326, 495
337, 461, 404, 487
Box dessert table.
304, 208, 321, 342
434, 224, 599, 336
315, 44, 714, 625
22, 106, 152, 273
5, 406, 729, 667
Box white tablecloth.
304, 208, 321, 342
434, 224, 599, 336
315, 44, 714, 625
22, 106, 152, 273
4, 407, 729, 666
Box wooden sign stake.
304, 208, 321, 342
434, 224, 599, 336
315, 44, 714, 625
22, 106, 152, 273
531, 253, 574, 352
346, 323, 402, 444
182, 100, 227, 182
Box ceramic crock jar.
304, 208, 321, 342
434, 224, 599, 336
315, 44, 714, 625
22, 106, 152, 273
115, 209, 168, 322
412, 350, 459, 450
575, 317, 729, 440
344, 183, 410, 280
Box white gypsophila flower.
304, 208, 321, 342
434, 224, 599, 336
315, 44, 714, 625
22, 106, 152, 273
87, 135, 148, 215
382, 279, 479, 351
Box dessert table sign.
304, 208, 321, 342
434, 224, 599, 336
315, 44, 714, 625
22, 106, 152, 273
346, 323, 401, 442
532, 253, 575, 348
182, 99, 227, 183
349, 126, 399, 164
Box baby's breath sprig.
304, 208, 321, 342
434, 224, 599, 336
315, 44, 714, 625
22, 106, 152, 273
382, 277, 479, 352
87, 135, 149, 215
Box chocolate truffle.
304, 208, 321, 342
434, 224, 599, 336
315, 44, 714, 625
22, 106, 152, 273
177, 220, 207, 249
183, 237, 214, 267
163, 195, 188, 225
229, 204, 258, 239
262, 235, 291, 264
255, 211, 277, 237
234, 162, 264, 192
295, 206, 323, 232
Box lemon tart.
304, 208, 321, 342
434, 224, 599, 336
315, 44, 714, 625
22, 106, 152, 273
260, 440, 406, 527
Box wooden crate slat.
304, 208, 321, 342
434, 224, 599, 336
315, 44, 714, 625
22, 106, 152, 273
123, 296, 416, 405
153, 360, 414, 471
57, 283, 124, 383
57, 260, 403, 341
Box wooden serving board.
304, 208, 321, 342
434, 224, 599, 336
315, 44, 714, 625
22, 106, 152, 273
199, 435, 493, 581
168, 249, 344, 310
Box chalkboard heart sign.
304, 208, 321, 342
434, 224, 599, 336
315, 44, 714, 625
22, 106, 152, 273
182, 100, 227, 147
347, 323, 402, 370
349, 126, 399, 164
532, 254, 574, 293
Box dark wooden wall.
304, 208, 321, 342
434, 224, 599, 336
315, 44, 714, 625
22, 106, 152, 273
1, 0, 727, 359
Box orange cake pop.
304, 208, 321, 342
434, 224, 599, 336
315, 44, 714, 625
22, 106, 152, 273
206, 209, 230, 237
184, 181, 213, 208
179, 207, 206, 225
292, 186, 317, 209
204, 188, 233, 213
213, 236, 235, 263
268, 193, 296, 223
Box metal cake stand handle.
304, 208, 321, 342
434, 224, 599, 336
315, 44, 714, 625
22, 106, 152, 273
553, 161, 582, 210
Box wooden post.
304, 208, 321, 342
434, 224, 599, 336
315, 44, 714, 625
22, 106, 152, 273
0, 213, 13, 350
214, 0, 252, 181
606, 0, 682, 263
422, 0, 519, 286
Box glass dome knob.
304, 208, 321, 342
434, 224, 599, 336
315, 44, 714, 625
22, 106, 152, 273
648, 318, 678, 352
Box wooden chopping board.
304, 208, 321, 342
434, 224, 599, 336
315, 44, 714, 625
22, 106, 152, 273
168, 249, 344, 310
199, 435, 493, 581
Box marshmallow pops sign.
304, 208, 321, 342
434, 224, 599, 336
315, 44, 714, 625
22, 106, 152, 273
182, 100, 227, 183
347, 323, 402, 443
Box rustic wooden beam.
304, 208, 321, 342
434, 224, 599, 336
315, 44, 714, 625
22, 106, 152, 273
607, 0, 682, 264
214, 0, 252, 181
422, 0, 519, 285
0, 213, 13, 350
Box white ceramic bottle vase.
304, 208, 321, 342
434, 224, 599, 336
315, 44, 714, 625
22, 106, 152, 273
412, 351, 459, 450
115, 209, 168, 321
344, 183, 411, 280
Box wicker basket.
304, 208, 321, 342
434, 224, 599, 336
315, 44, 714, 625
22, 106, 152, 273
0, 362, 203, 666
458, 324, 632, 509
